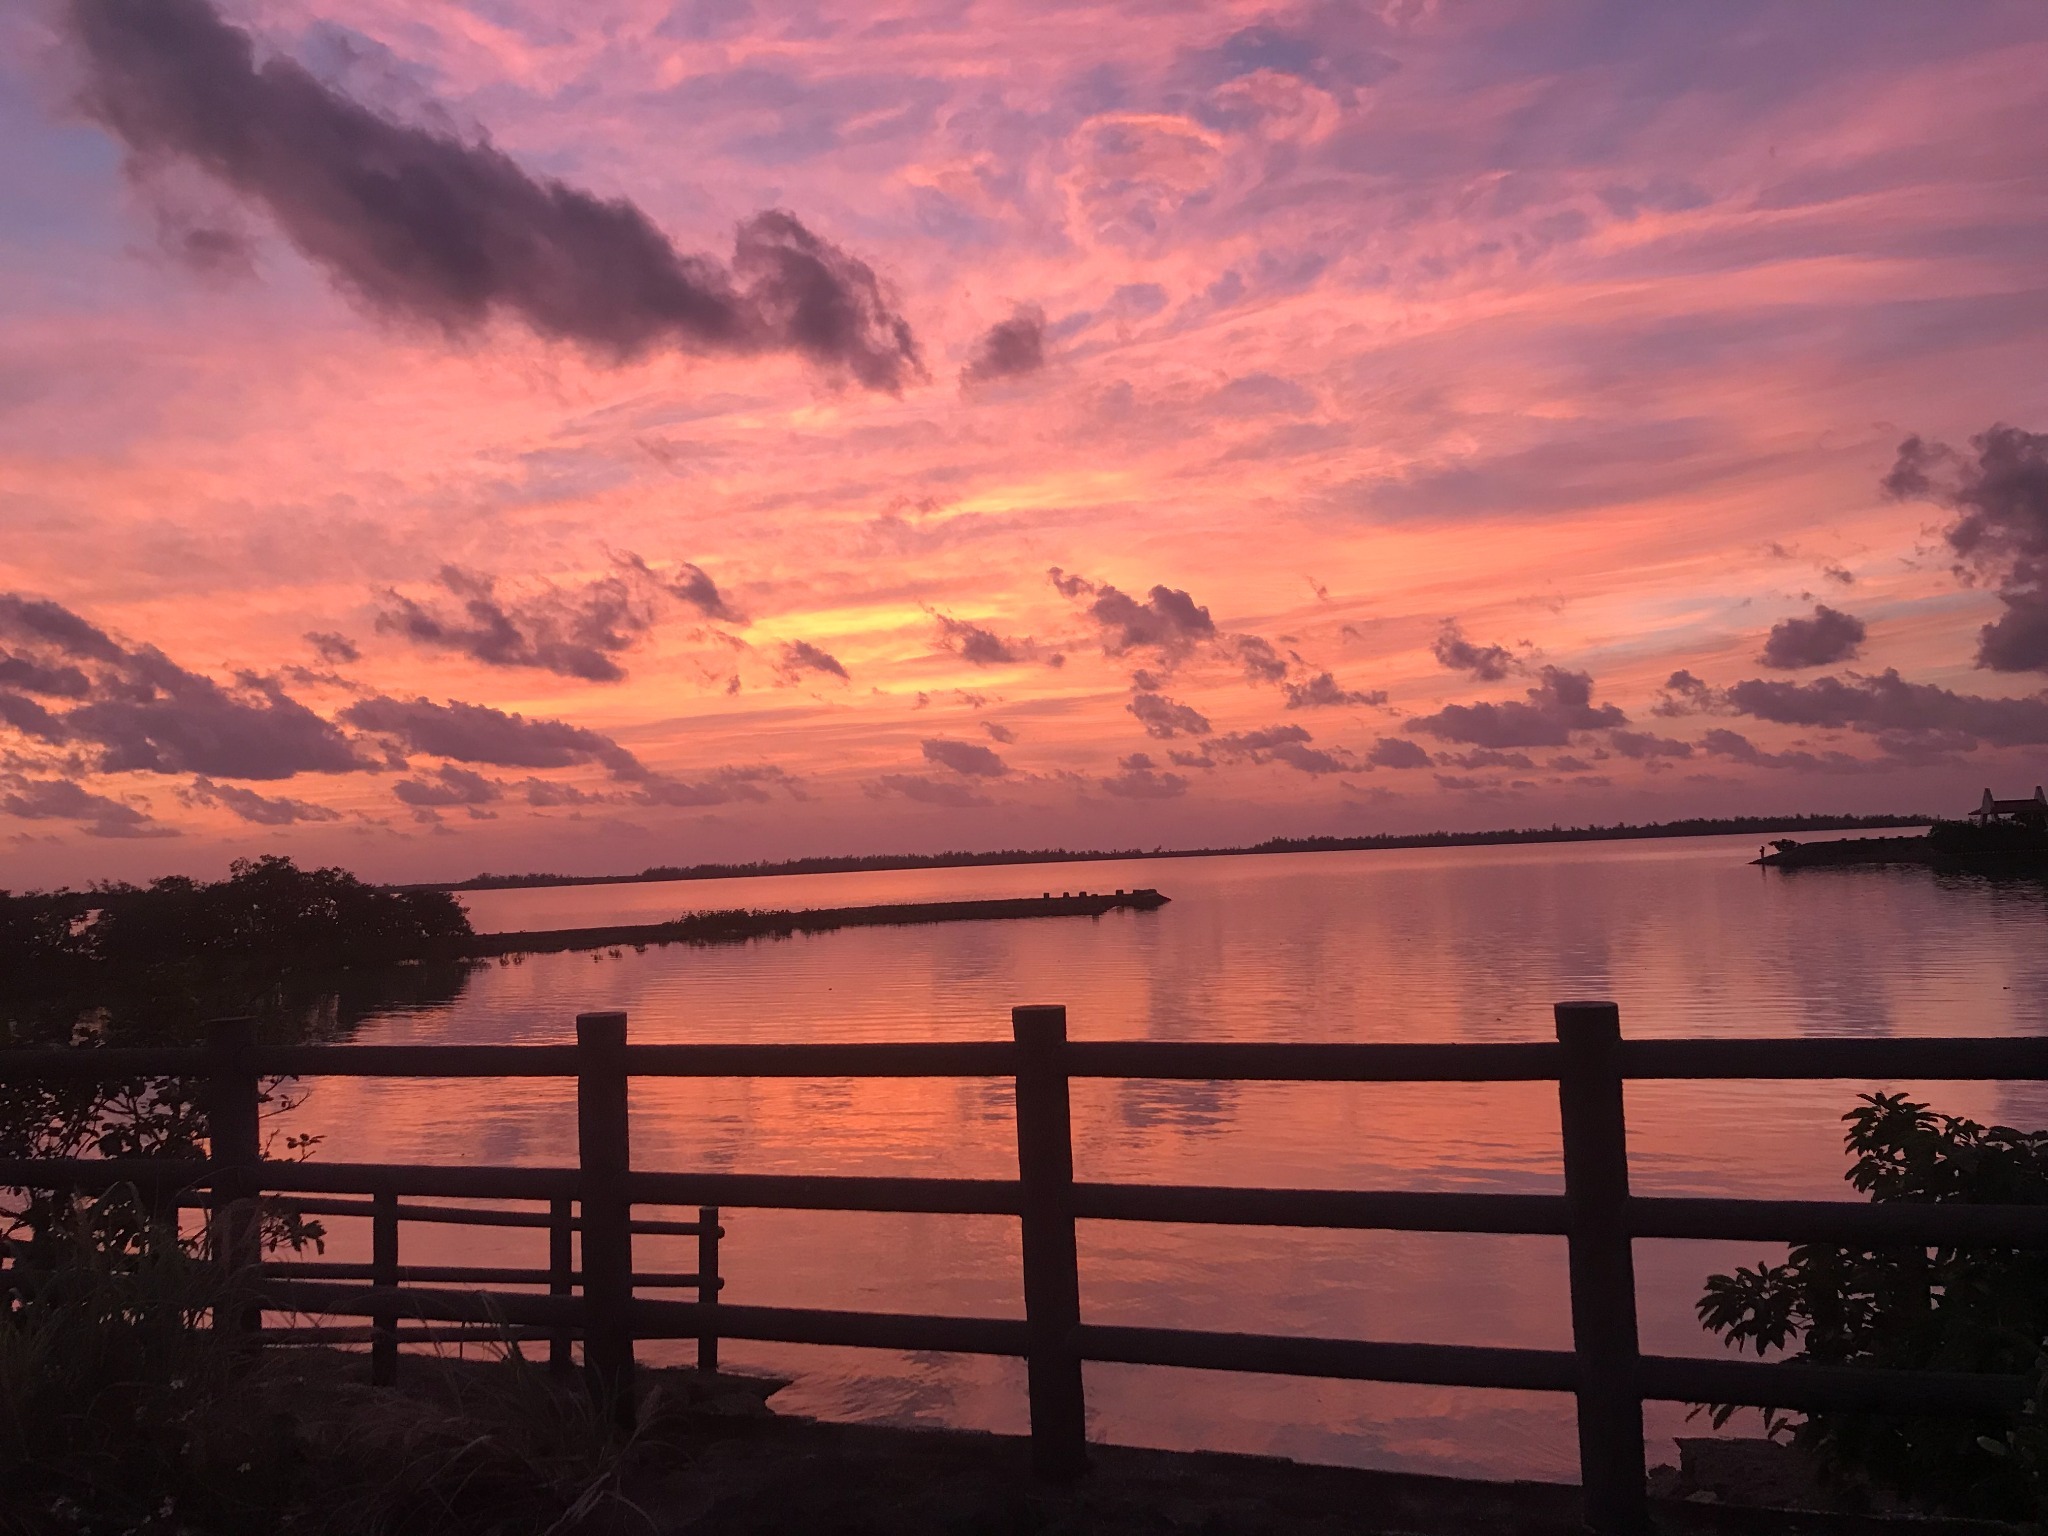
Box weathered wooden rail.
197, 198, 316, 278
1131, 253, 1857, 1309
6, 1004, 2048, 1535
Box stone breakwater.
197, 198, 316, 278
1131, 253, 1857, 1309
464, 888, 1171, 957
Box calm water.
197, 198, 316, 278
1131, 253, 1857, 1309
286, 835, 2048, 1482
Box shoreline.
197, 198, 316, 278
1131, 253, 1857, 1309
414, 813, 1932, 895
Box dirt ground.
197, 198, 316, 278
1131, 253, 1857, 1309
154, 1350, 2024, 1536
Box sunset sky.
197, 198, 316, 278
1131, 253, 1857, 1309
4, 0, 2048, 885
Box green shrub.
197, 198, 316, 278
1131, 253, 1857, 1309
1698, 1092, 2048, 1517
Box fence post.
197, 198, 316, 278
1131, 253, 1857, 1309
1555, 1000, 1648, 1535
1012, 1004, 1088, 1481
576, 1010, 635, 1430
698, 1205, 721, 1373
549, 1195, 574, 1378
371, 1188, 398, 1385
205, 1017, 262, 1340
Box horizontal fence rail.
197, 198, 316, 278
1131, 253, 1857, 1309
7, 1008, 2048, 1534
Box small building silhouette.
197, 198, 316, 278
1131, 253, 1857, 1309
1968, 785, 2048, 830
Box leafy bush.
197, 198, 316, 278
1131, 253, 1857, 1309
1698, 1092, 2048, 1516
1, 856, 472, 1036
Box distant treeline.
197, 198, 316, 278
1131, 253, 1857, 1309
425, 812, 1933, 893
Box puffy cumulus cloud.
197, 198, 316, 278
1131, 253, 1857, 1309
65, 0, 923, 390
1210, 723, 1353, 775
0, 594, 358, 779
931, 612, 1023, 666
392, 764, 503, 808
304, 631, 359, 665
338, 695, 645, 778
1652, 669, 1719, 718
1699, 729, 1885, 775
1886, 425, 2048, 672
1438, 748, 1538, 771
1099, 752, 1188, 799
521, 778, 609, 808
374, 555, 741, 684
1127, 690, 1211, 740
1431, 621, 1518, 681
2, 776, 174, 838
1230, 635, 1290, 684
961, 306, 1046, 386
869, 773, 991, 808
1760, 604, 1867, 670
1410, 667, 1626, 748
921, 737, 1008, 777
636, 765, 801, 806
181, 775, 342, 824
1049, 569, 1217, 659
1283, 672, 1387, 710
777, 639, 850, 682
1724, 669, 2048, 751
1365, 737, 1431, 769
1607, 730, 1694, 761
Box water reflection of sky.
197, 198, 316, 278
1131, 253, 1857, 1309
288, 836, 2048, 1483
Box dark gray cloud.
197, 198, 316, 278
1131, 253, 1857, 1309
655, 561, 745, 626
1127, 691, 1211, 740
1283, 671, 1388, 710
1100, 752, 1188, 799
375, 555, 740, 683
961, 305, 1046, 385
921, 737, 1007, 777
1050, 569, 1217, 658
66, 0, 922, 390
339, 694, 646, 778
981, 720, 1016, 744
1210, 723, 1353, 774
1652, 668, 1718, 717
522, 778, 609, 807
304, 630, 359, 665
1760, 604, 1866, 669
778, 639, 849, 681
1886, 424, 2048, 672
393, 763, 503, 808
182, 775, 343, 824
870, 773, 991, 808
933, 612, 1021, 665
1700, 728, 1884, 775
1725, 668, 2048, 750
0, 655, 91, 698
1607, 730, 1694, 761
1365, 737, 1431, 769
1231, 634, 1290, 684
1410, 667, 1626, 748
637, 764, 801, 806
1438, 748, 1538, 770
1432, 621, 1517, 681
0, 594, 360, 780
1, 776, 173, 838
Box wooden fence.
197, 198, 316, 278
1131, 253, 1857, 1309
7, 1002, 2048, 1534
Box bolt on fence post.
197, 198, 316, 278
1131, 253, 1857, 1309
1555, 1000, 1648, 1536
205, 1017, 262, 1341
1012, 1004, 1089, 1481
576, 1010, 635, 1430
371, 1188, 399, 1385
698, 1205, 721, 1373
549, 1195, 574, 1378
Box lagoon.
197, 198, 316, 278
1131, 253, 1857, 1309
282, 834, 2048, 1482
